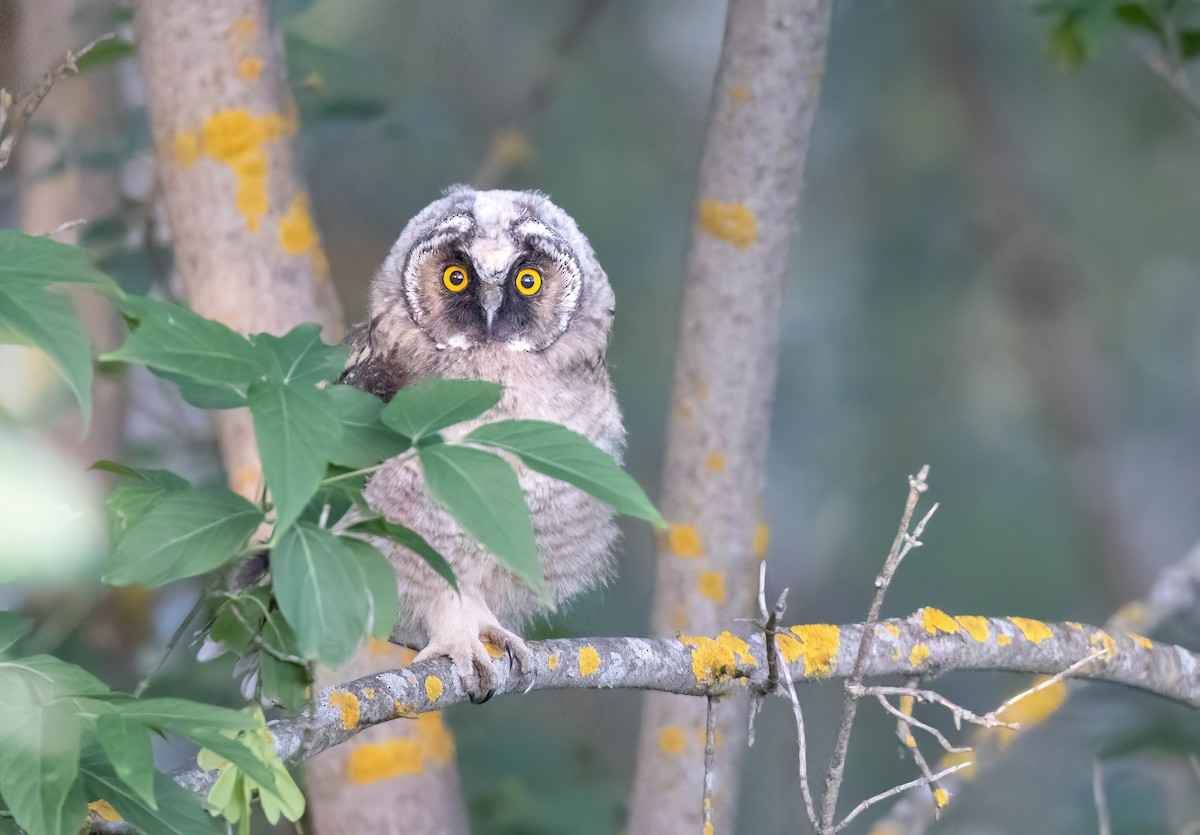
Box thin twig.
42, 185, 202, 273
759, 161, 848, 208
133, 590, 208, 697
0, 33, 115, 171
832, 761, 972, 833
991, 649, 1104, 718
875, 693, 970, 754
888, 679, 947, 815
860, 685, 1018, 731
702, 696, 716, 835
781, 657, 820, 829
819, 465, 934, 828
1093, 759, 1111, 835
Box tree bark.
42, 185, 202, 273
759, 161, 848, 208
626, 0, 834, 831
132, 2, 468, 832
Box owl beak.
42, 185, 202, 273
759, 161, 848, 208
479, 283, 504, 334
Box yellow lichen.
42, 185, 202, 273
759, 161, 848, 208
1130, 633, 1152, 649
1113, 601, 1145, 627
304, 71, 325, 90
173, 131, 200, 167
1009, 617, 1053, 645
997, 678, 1067, 726
363, 687, 375, 700
238, 57, 263, 79
703, 823, 714, 835
547, 653, 559, 671
955, 615, 990, 642
775, 633, 803, 665
88, 801, 122, 823
1091, 630, 1116, 659
394, 701, 416, 718
579, 646, 601, 677
279, 193, 319, 255
921, 607, 960, 635
752, 523, 770, 557
697, 199, 757, 249
698, 570, 726, 603
892, 645, 902, 661
329, 691, 360, 729
934, 788, 949, 808
884, 623, 901, 638
997, 634, 1012, 647
904, 732, 916, 748
1065, 621, 1084, 630
785, 625, 841, 677
347, 739, 423, 782
680, 632, 757, 683
658, 725, 687, 755
667, 523, 705, 557
416, 711, 454, 765
230, 17, 258, 37
706, 452, 725, 472
367, 637, 394, 657
730, 84, 751, 101
899, 694, 914, 717
483, 641, 504, 659
909, 644, 930, 666
672, 607, 689, 632
938, 749, 976, 780
424, 675, 443, 702
200, 109, 278, 231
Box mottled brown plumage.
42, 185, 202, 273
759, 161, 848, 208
340, 186, 623, 700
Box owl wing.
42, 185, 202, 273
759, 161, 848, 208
336, 319, 408, 401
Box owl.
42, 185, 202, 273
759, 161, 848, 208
338, 186, 624, 702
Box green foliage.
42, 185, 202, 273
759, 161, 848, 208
4, 228, 666, 834
1031, 0, 1200, 68
74, 38, 137, 73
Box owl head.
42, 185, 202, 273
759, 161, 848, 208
369, 186, 614, 356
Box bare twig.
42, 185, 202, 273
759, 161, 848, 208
781, 656, 820, 829
889, 683, 946, 817
819, 466, 935, 828
875, 693, 970, 754
702, 696, 716, 835
860, 686, 1018, 732
832, 761, 972, 833
991, 649, 1104, 718
0, 33, 115, 171
1093, 759, 1111, 835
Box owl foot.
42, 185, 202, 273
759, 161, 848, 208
413, 592, 529, 704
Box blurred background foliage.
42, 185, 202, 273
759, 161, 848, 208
2, 0, 1199, 831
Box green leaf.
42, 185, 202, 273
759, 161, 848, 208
346, 517, 457, 591
0, 613, 31, 655
94, 715, 156, 809
418, 443, 545, 599
272, 522, 371, 666
1181, 29, 1200, 59
208, 588, 271, 655
113, 699, 276, 792
248, 380, 344, 532
103, 296, 258, 401
93, 462, 190, 539
326, 385, 411, 468
342, 539, 401, 639
1114, 3, 1162, 34
1048, 16, 1088, 67
75, 38, 137, 73
251, 324, 347, 386
105, 487, 263, 588
465, 419, 666, 527
380, 378, 502, 440
0, 230, 118, 291
80, 745, 221, 835
258, 652, 309, 712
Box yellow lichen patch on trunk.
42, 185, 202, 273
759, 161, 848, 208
899, 694, 914, 716
394, 701, 416, 718
938, 749, 976, 780
329, 691, 360, 729
579, 646, 601, 677
697, 199, 757, 249
238, 57, 263, 79
88, 801, 123, 822
909, 644, 930, 666
424, 675, 443, 701
1113, 601, 1145, 625
997, 677, 1066, 726
667, 523, 704, 557
230, 17, 258, 37
775, 633, 803, 664
1091, 630, 1116, 659
884, 622, 900, 637
347, 739, 423, 783
997, 634, 1012, 646
278, 193, 320, 255
173, 131, 200, 166
680, 632, 757, 683
752, 523, 770, 557
416, 712, 454, 765
658, 725, 687, 755
786, 624, 841, 677
1008, 617, 1053, 645
547, 653, 559, 671
698, 570, 726, 602
955, 615, 990, 642
920, 607, 960, 635
706, 452, 725, 471
199, 109, 293, 232
730, 84, 751, 101
703, 823, 714, 835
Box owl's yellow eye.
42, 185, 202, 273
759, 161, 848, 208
442, 265, 469, 292
515, 268, 542, 296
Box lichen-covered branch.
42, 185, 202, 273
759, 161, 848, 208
159, 612, 1200, 798
630, 0, 834, 829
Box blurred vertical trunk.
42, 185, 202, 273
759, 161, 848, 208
935, 10, 1143, 608
132, 2, 469, 833
626, 0, 833, 832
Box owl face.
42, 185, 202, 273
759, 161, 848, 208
376, 188, 591, 353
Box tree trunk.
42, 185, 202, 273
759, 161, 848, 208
132, 2, 469, 832
626, 0, 833, 831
